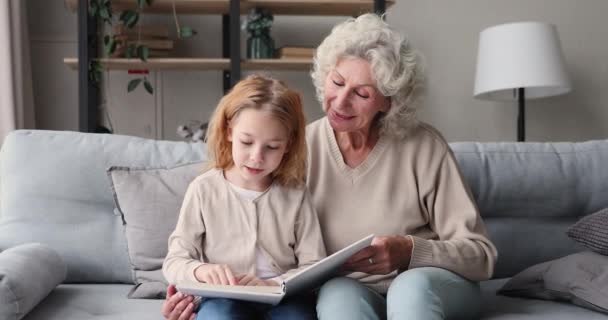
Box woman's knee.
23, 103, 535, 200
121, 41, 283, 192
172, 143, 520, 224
387, 267, 481, 320
317, 277, 385, 320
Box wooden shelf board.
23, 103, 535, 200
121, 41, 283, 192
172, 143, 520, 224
65, 0, 394, 16
242, 58, 312, 70
64, 57, 313, 71
63, 57, 230, 70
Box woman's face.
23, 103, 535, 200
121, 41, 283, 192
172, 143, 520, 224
323, 57, 389, 134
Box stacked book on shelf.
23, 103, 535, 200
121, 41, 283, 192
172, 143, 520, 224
112, 25, 173, 58
275, 46, 315, 60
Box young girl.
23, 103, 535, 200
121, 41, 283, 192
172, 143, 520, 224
162, 75, 326, 320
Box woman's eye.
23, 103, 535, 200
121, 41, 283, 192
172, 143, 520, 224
355, 91, 369, 99
240, 141, 252, 145
266, 145, 279, 150
332, 80, 344, 87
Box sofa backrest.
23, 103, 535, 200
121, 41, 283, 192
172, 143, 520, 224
450, 140, 608, 278
0, 130, 207, 283
2, 130, 605, 282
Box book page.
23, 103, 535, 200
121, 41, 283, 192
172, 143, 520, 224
284, 234, 374, 295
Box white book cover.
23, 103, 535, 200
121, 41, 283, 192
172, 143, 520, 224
176, 234, 374, 305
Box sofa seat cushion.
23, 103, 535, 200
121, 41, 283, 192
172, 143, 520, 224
481, 279, 608, 319
23, 284, 164, 320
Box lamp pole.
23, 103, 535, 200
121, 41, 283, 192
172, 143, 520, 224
517, 88, 525, 142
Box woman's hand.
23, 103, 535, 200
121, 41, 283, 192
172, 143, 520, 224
161, 284, 196, 320
343, 235, 413, 274
194, 264, 238, 285
237, 274, 280, 286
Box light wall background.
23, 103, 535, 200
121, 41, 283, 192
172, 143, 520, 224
27, 0, 608, 142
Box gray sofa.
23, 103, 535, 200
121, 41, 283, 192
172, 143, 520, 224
0, 129, 607, 319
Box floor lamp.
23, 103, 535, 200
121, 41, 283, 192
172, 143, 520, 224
473, 22, 572, 142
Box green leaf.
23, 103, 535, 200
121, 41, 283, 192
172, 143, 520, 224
138, 45, 150, 62
143, 78, 154, 94
90, 3, 99, 18
179, 27, 197, 39
126, 44, 137, 58
99, 6, 111, 20
104, 37, 117, 55
128, 78, 142, 92
127, 12, 139, 28
119, 10, 139, 28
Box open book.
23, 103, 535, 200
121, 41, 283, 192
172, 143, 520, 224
176, 234, 374, 305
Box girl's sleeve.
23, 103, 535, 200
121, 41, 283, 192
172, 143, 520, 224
279, 188, 327, 280
162, 181, 207, 284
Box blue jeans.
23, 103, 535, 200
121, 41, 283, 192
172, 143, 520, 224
196, 294, 317, 320
316, 267, 481, 320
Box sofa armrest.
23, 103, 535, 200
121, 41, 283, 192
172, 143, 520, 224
0, 243, 67, 320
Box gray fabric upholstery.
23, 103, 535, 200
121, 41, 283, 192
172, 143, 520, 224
451, 140, 608, 278
22, 284, 164, 320
567, 207, 608, 255
498, 251, 608, 314
481, 279, 608, 319
108, 162, 205, 299
0, 243, 66, 320
0, 130, 207, 283
2, 131, 608, 319
483, 217, 585, 278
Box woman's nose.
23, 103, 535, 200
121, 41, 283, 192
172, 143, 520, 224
334, 89, 350, 109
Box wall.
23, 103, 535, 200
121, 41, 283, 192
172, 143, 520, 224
28, 0, 608, 142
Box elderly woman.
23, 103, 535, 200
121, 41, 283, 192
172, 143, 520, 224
163, 13, 497, 320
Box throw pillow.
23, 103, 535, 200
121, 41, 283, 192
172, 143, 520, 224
498, 251, 608, 314
0, 243, 67, 320
567, 207, 608, 255
108, 162, 204, 299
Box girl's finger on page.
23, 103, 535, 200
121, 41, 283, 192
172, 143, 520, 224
224, 267, 237, 285
216, 267, 229, 285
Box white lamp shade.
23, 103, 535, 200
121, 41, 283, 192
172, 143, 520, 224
474, 21, 572, 100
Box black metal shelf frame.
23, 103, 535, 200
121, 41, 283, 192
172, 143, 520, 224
76, 0, 386, 132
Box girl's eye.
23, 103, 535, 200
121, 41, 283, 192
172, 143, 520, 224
332, 80, 344, 87
240, 141, 252, 146
266, 145, 280, 150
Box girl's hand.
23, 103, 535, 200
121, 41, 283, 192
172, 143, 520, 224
161, 284, 196, 320
343, 235, 413, 275
237, 274, 280, 286
194, 264, 238, 285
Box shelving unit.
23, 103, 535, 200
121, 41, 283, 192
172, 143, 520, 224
65, 0, 393, 132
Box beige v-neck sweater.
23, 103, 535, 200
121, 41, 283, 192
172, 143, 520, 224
306, 118, 497, 293
163, 169, 327, 285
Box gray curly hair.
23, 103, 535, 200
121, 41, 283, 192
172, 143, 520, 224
311, 13, 423, 139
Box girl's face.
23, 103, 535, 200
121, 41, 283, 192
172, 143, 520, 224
225, 108, 289, 191
323, 57, 390, 134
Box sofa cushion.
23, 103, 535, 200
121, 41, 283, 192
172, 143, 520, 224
108, 162, 204, 298
567, 207, 608, 255
22, 284, 163, 320
484, 217, 584, 278
0, 243, 67, 320
0, 130, 206, 283
497, 251, 608, 314
450, 140, 608, 278
481, 278, 608, 319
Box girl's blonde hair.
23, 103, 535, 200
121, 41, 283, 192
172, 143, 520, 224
205, 74, 307, 187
